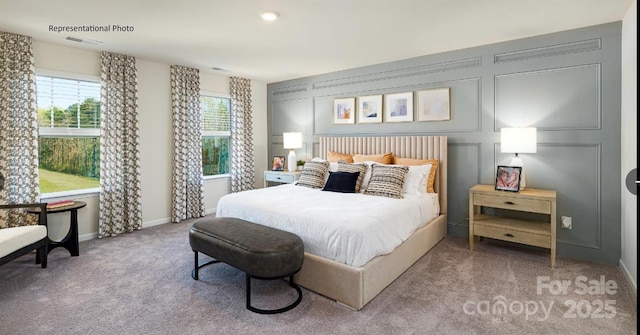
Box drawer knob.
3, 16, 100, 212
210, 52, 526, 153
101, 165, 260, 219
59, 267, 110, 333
504, 233, 514, 238
504, 201, 515, 205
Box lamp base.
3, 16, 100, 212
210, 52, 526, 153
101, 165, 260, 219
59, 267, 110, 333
287, 150, 297, 172
509, 156, 526, 190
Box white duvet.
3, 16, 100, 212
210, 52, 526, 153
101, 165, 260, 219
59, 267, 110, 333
215, 184, 440, 267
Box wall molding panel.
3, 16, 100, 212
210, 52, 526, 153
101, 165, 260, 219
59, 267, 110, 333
494, 38, 602, 64
272, 84, 308, 95
495, 64, 601, 131
312, 57, 482, 90
267, 22, 622, 264
448, 142, 482, 226
494, 142, 603, 250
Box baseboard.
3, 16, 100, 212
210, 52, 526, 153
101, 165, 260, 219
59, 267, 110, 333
619, 259, 637, 297
78, 218, 169, 242
142, 217, 171, 229
79, 232, 98, 242
77, 210, 215, 243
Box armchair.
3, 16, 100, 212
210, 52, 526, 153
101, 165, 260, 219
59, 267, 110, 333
0, 203, 48, 268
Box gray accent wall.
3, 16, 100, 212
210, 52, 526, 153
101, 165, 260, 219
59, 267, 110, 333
267, 22, 622, 264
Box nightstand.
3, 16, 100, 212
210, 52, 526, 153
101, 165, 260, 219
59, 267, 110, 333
264, 171, 301, 188
469, 184, 557, 267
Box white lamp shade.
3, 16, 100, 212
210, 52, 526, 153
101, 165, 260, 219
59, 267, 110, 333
501, 127, 537, 153
283, 132, 302, 149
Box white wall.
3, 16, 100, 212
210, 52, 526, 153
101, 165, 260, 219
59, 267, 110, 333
620, 0, 637, 294
32, 40, 268, 241
137, 59, 173, 225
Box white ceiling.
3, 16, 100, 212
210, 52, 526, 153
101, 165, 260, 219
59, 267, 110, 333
0, 0, 633, 83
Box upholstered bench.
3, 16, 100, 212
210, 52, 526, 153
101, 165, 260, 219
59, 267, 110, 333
189, 217, 304, 314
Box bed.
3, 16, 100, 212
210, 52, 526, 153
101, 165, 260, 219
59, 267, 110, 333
216, 136, 447, 310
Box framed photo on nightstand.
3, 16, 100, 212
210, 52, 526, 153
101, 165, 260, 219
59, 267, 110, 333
495, 165, 522, 192
272, 156, 285, 171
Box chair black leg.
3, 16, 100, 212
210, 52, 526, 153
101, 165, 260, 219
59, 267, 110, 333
35, 241, 47, 268
40, 244, 47, 268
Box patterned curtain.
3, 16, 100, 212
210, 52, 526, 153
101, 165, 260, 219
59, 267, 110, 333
230, 77, 255, 193
99, 51, 142, 237
170, 65, 204, 223
0, 32, 40, 228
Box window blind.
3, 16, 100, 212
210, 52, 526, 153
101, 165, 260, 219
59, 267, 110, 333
200, 95, 230, 133
36, 75, 101, 129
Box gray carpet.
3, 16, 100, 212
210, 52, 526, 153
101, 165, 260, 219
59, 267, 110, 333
0, 217, 636, 335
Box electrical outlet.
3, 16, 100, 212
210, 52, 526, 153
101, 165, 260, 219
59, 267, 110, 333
561, 216, 572, 229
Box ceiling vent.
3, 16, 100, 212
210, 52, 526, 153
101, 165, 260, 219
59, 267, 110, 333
64, 36, 103, 45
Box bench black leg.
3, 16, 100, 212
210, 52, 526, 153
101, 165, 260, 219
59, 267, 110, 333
245, 273, 303, 314
191, 251, 219, 280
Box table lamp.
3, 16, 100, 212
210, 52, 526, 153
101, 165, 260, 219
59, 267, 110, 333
501, 127, 537, 190
283, 132, 302, 172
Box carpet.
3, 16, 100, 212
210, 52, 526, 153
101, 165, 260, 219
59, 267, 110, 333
0, 217, 636, 335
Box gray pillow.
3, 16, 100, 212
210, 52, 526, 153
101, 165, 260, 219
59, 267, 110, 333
296, 160, 330, 189
363, 164, 409, 199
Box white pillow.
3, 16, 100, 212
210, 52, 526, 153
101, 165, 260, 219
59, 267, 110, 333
401, 164, 432, 195
312, 157, 339, 183
358, 161, 378, 192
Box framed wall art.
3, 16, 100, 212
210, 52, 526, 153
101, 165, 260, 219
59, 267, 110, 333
417, 87, 450, 121
333, 98, 355, 124
384, 92, 413, 122
357, 95, 382, 124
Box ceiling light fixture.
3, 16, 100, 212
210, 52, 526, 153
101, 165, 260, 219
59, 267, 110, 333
260, 10, 280, 21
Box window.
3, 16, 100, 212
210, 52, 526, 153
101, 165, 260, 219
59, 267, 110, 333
36, 74, 101, 194
200, 94, 230, 176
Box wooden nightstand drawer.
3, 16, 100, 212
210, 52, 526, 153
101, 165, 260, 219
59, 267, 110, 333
474, 193, 551, 214
265, 172, 295, 183
474, 223, 551, 248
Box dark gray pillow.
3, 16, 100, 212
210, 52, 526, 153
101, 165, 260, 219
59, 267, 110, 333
322, 171, 360, 193
337, 162, 367, 192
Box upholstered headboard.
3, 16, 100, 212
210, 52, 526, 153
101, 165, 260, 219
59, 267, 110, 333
318, 136, 447, 214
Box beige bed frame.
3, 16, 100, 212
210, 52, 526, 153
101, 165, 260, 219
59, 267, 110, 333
292, 136, 448, 310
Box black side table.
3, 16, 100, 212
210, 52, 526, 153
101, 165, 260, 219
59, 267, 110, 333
28, 201, 86, 256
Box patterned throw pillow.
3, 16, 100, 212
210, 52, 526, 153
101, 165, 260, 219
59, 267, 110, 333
364, 164, 409, 199
296, 160, 330, 189
337, 162, 367, 193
